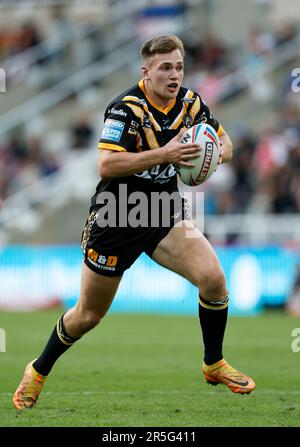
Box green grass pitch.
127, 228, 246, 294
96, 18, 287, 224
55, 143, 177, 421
0, 309, 299, 427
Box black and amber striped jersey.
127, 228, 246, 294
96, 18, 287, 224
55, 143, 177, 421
93, 79, 224, 203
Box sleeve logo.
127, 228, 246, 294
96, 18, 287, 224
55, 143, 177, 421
101, 119, 125, 142
111, 107, 127, 117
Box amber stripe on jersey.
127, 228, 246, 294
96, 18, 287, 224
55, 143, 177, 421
169, 90, 194, 129
124, 102, 159, 150
98, 143, 127, 152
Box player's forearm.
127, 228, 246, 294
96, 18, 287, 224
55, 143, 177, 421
99, 148, 166, 180
219, 133, 233, 163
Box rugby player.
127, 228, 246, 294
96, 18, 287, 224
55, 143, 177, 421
13, 35, 255, 410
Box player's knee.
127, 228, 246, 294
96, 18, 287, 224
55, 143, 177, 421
80, 310, 103, 331
200, 269, 227, 302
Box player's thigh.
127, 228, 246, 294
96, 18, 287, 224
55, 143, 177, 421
151, 220, 224, 288
76, 262, 122, 316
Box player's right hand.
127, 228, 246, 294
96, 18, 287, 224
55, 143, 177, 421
161, 128, 201, 167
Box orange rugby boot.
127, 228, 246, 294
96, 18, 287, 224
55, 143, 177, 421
202, 358, 255, 394
13, 360, 47, 410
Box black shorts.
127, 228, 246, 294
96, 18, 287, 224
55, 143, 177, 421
81, 199, 190, 277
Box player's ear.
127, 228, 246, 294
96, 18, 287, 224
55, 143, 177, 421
142, 65, 150, 81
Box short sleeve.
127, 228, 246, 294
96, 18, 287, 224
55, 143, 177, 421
98, 104, 137, 152
195, 96, 224, 137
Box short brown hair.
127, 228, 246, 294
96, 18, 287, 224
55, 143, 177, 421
140, 35, 185, 61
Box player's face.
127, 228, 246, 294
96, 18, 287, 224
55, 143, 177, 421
143, 49, 184, 107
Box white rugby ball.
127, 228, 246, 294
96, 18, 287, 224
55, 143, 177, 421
177, 123, 220, 186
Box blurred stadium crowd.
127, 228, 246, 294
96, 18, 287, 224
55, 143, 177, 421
0, 1, 299, 218
203, 105, 300, 216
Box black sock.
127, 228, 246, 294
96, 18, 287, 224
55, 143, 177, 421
33, 314, 81, 376
198, 295, 229, 365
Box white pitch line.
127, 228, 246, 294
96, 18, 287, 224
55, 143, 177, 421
1, 389, 300, 396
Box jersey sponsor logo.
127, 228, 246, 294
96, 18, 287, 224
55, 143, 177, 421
134, 163, 177, 183
87, 248, 118, 271
110, 107, 127, 117
127, 120, 139, 136
130, 120, 139, 129
101, 119, 125, 142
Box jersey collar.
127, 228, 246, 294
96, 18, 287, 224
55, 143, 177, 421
138, 79, 176, 115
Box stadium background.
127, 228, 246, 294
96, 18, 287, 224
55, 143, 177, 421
0, 0, 300, 427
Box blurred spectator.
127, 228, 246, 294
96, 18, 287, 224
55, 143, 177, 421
70, 115, 94, 150
254, 128, 288, 176
282, 106, 300, 146
0, 4, 108, 86
41, 152, 61, 176
0, 133, 60, 199
0, 26, 16, 59
0, 22, 42, 61
45, 5, 74, 64
246, 27, 275, 57
196, 31, 230, 71
243, 28, 275, 101
17, 22, 42, 52
184, 31, 232, 88
269, 167, 298, 213
230, 134, 256, 212
275, 21, 298, 46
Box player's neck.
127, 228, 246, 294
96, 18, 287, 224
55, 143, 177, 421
143, 80, 174, 111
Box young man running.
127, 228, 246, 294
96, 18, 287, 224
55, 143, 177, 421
13, 35, 255, 410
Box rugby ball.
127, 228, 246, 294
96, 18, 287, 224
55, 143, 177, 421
177, 123, 220, 186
